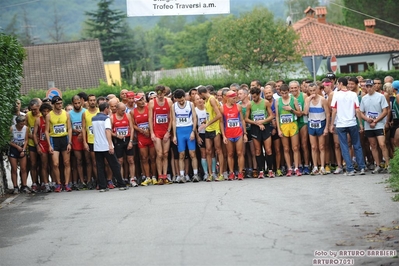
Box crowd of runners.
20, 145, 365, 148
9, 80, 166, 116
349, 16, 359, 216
8, 73, 399, 193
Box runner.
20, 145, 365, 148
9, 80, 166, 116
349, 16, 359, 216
132, 94, 157, 186
148, 85, 173, 185
221, 90, 248, 180
33, 103, 52, 193
195, 94, 209, 181
360, 79, 389, 173
303, 83, 330, 175
275, 84, 302, 176
171, 89, 199, 183
197, 86, 225, 182
8, 115, 29, 194
45, 96, 73, 192
245, 87, 275, 178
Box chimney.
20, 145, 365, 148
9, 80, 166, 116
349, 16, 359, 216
364, 19, 375, 33
304, 6, 315, 18
315, 7, 327, 24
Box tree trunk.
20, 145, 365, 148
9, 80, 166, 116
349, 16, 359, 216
0, 154, 7, 196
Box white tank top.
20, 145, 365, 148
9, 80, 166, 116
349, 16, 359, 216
174, 101, 193, 127
12, 125, 27, 147
196, 107, 207, 134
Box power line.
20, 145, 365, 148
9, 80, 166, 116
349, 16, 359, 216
329, 0, 399, 28
0, 0, 40, 9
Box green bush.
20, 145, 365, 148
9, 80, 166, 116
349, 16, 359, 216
389, 149, 399, 201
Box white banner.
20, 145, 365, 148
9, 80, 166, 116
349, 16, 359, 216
126, 0, 230, 17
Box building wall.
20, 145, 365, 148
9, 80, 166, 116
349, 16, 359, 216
104, 61, 122, 86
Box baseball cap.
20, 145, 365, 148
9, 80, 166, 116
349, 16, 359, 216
126, 91, 135, 98
51, 96, 62, 104
42, 97, 51, 103
365, 79, 374, 87
134, 95, 144, 101
392, 80, 399, 90
326, 73, 336, 79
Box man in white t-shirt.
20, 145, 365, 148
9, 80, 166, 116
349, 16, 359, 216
360, 79, 389, 173
330, 77, 366, 176
92, 102, 127, 192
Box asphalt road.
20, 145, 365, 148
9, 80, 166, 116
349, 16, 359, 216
1, 173, 399, 266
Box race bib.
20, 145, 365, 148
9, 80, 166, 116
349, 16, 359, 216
199, 118, 206, 125
156, 114, 168, 124
88, 126, 93, 135
309, 120, 321, 129
30, 126, 34, 134
14, 134, 24, 146
253, 114, 265, 121
227, 118, 240, 128
177, 114, 189, 123
367, 111, 378, 120
40, 133, 46, 141
392, 110, 397, 119
138, 122, 149, 131
116, 127, 129, 136
280, 114, 293, 124
206, 112, 210, 121
73, 122, 82, 130
53, 124, 66, 134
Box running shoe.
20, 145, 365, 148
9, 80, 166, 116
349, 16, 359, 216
21, 186, 31, 194
276, 169, 283, 177
13, 187, 19, 194
99, 189, 107, 192
158, 177, 164, 185
185, 175, 191, 182
372, 166, 382, 174
311, 167, 319, 175
268, 170, 275, 178
319, 167, 327, 175
65, 184, 72, 192
344, 171, 355, 176
223, 172, 229, 180
206, 174, 212, 182
54, 184, 62, 193
325, 165, 331, 174
130, 178, 138, 187
334, 167, 343, 174
31, 184, 38, 193
228, 172, 235, 181
298, 166, 304, 175
246, 169, 253, 179
216, 174, 224, 181
303, 166, 310, 175
258, 171, 264, 179
202, 174, 208, 182
359, 168, 366, 175
192, 174, 200, 182
166, 174, 173, 183
141, 177, 152, 186
237, 172, 244, 180
286, 169, 292, 177
152, 177, 158, 185
368, 163, 375, 171
173, 175, 178, 183
44, 184, 51, 193
252, 169, 258, 178
107, 181, 115, 189
295, 168, 302, 176
72, 183, 79, 191
179, 176, 186, 183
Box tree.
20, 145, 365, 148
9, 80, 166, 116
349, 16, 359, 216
162, 20, 213, 69
0, 34, 25, 195
48, 4, 65, 42
85, 0, 136, 66
342, 0, 399, 39
207, 7, 306, 73
326, 0, 344, 25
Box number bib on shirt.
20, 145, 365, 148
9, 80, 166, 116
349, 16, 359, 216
206, 112, 210, 121
138, 122, 149, 131
88, 126, 93, 135
199, 118, 206, 125
116, 127, 129, 136
280, 114, 293, 124
40, 133, 46, 141
156, 114, 168, 124
253, 114, 265, 121
73, 122, 82, 130
14, 133, 24, 147
392, 110, 397, 119
227, 118, 240, 128
367, 111, 378, 120
30, 126, 34, 134
309, 120, 321, 129
178, 116, 188, 123
53, 124, 66, 134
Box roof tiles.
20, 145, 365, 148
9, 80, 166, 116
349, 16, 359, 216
21, 39, 107, 94
293, 17, 399, 57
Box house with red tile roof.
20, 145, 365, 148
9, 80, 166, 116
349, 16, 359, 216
293, 6, 399, 74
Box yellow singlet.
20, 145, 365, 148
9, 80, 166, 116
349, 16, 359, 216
49, 110, 68, 137
26, 111, 41, 146
84, 108, 99, 144
204, 95, 220, 132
